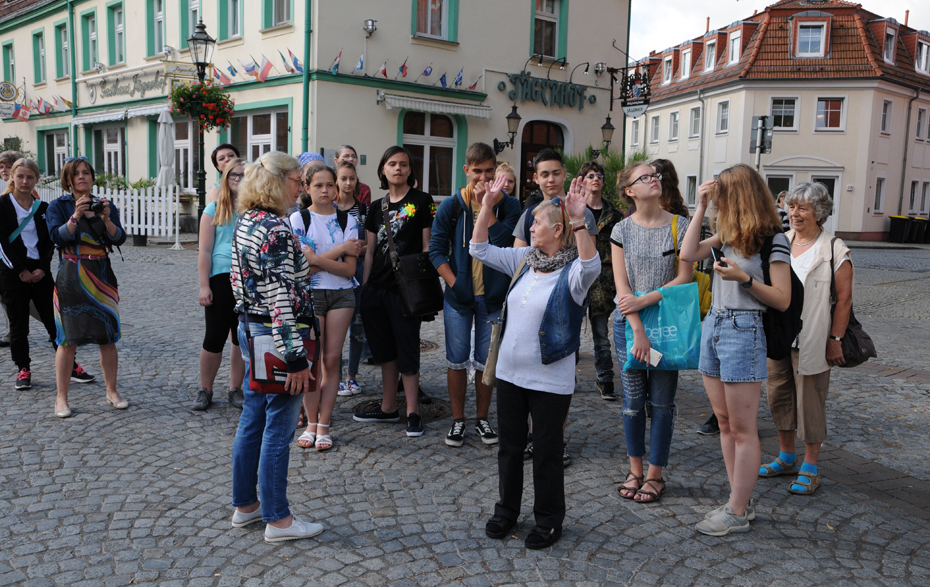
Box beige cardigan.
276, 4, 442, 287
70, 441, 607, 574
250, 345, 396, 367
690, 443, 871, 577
785, 229, 851, 375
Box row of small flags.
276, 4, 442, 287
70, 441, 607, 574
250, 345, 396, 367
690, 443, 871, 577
212, 49, 305, 86
9, 95, 73, 120
330, 49, 482, 90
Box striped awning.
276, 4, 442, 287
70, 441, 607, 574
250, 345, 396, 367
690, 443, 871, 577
71, 110, 126, 126
381, 93, 491, 119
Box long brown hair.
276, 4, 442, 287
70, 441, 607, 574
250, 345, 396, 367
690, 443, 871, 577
714, 164, 781, 257
650, 159, 689, 218
335, 160, 361, 201
214, 158, 245, 226
616, 162, 653, 208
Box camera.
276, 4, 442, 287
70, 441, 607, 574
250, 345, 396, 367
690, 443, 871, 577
89, 196, 105, 214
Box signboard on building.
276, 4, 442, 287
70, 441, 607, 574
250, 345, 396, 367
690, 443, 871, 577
498, 72, 596, 111
620, 70, 650, 118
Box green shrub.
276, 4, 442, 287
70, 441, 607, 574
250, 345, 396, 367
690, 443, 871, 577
93, 173, 129, 190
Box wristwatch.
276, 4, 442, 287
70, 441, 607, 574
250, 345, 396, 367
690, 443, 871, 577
829, 335, 843, 342
741, 276, 753, 289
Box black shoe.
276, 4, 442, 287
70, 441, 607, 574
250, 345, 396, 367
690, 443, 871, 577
523, 440, 534, 461
445, 419, 466, 447
406, 413, 424, 437
228, 388, 244, 409
485, 515, 516, 539
525, 525, 562, 549
70, 364, 95, 384
474, 418, 499, 445
597, 380, 616, 401
192, 388, 212, 411
562, 443, 571, 467
0, 338, 9, 348
697, 414, 720, 436
14, 368, 31, 390
353, 407, 400, 423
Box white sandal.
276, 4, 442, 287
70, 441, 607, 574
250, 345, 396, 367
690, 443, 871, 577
297, 424, 317, 449
315, 424, 333, 452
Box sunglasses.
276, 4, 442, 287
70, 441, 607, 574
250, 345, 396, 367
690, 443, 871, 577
64, 156, 89, 163
630, 172, 662, 187
586, 173, 605, 180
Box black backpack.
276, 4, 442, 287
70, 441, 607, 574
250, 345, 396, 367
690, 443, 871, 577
760, 230, 804, 361
300, 208, 349, 233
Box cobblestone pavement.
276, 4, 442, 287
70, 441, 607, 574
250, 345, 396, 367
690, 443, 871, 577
2, 244, 930, 586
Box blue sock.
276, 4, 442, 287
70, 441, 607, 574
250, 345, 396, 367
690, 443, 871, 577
792, 462, 818, 491
779, 452, 797, 467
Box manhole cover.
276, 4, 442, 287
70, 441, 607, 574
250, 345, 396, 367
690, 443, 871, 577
420, 339, 439, 352
353, 396, 450, 423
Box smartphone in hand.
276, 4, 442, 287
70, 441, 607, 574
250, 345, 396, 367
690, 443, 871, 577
711, 247, 728, 268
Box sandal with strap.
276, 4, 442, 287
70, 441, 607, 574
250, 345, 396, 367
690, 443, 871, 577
617, 471, 644, 500
297, 408, 308, 429
635, 478, 666, 503
297, 424, 318, 449
315, 424, 333, 452
759, 456, 799, 478
788, 472, 821, 495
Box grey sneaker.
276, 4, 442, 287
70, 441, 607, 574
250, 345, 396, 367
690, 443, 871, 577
192, 388, 212, 411
231, 508, 263, 528
696, 504, 751, 536
228, 388, 244, 409
705, 500, 755, 521
264, 514, 324, 543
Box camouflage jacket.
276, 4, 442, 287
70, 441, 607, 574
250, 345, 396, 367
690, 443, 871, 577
588, 199, 622, 316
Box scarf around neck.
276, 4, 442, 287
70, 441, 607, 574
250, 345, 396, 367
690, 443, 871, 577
524, 245, 578, 273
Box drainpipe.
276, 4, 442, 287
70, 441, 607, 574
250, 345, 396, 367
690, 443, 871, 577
301, 0, 311, 152
68, 0, 78, 155
697, 89, 706, 183
897, 86, 920, 215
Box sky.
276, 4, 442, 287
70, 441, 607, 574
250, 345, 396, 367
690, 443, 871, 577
628, 0, 929, 62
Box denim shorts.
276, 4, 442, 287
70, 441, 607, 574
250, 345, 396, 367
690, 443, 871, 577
443, 296, 500, 371
311, 288, 356, 315
698, 307, 767, 383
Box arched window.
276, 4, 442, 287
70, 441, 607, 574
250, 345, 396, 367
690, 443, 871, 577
402, 111, 456, 197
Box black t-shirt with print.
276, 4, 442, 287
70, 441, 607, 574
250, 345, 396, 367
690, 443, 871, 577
364, 187, 435, 291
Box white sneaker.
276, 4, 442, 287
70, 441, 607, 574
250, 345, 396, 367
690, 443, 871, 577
337, 381, 352, 396
231, 508, 263, 528
696, 504, 751, 536
264, 514, 324, 543
705, 499, 755, 521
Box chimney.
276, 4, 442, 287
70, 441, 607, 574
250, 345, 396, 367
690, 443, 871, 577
753, 10, 758, 16
905, 10, 909, 26
706, 17, 710, 33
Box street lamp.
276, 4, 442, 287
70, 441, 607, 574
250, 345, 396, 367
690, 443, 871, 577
592, 115, 616, 159
187, 19, 216, 219
494, 104, 522, 155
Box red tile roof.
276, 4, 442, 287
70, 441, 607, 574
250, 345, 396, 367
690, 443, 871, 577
0, 0, 50, 22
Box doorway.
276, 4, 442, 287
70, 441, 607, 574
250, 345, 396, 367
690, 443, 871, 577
811, 175, 839, 234
519, 121, 564, 204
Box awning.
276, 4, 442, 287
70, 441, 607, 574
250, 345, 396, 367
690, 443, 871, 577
127, 103, 170, 118
71, 110, 126, 126
381, 93, 492, 120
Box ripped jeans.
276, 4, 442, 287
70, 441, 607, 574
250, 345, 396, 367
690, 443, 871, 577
614, 312, 679, 467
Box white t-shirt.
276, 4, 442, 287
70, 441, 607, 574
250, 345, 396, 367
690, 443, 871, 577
289, 208, 359, 291
791, 232, 849, 285
12, 197, 40, 259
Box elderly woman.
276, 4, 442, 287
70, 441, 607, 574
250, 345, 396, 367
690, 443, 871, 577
472, 175, 599, 550
759, 182, 852, 496
230, 151, 323, 542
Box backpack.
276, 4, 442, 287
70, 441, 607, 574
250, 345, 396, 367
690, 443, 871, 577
299, 208, 349, 234
760, 230, 804, 361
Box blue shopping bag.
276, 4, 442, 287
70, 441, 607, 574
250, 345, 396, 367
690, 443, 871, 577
623, 282, 701, 371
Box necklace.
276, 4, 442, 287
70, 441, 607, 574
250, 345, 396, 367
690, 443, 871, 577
794, 232, 821, 247
520, 273, 542, 308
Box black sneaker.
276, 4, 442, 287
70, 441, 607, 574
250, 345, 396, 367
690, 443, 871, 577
596, 380, 616, 401
474, 418, 499, 445
228, 388, 244, 409
406, 413, 424, 437
562, 443, 571, 467
523, 440, 534, 461
445, 419, 466, 447
192, 388, 212, 411
353, 407, 401, 423
697, 414, 720, 436
14, 368, 31, 390
70, 364, 96, 383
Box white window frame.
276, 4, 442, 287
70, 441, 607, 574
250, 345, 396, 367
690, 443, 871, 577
37, 34, 46, 83
680, 49, 691, 80
100, 125, 124, 177
884, 28, 896, 64
402, 112, 457, 198
229, 0, 241, 38
114, 7, 124, 64
728, 31, 741, 65
689, 106, 702, 138
873, 174, 886, 214
662, 56, 672, 85
922, 181, 930, 215
189, 0, 199, 37
174, 121, 193, 190
814, 95, 846, 133
630, 119, 640, 146
917, 108, 927, 140
650, 115, 660, 143
704, 41, 716, 72
917, 41, 930, 75
59, 25, 70, 78
716, 100, 729, 134
418, 0, 450, 40
797, 22, 826, 57
154, 0, 164, 53
669, 111, 680, 141
686, 175, 697, 206
881, 99, 893, 135
49, 131, 69, 176
87, 15, 97, 68
909, 180, 921, 215
273, 0, 291, 27
533, 0, 559, 58
770, 96, 798, 131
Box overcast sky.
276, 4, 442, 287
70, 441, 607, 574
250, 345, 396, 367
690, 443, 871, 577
628, 0, 928, 61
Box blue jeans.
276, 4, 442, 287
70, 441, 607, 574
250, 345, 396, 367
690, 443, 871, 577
443, 296, 499, 371
231, 321, 304, 522
588, 309, 615, 383
614, 313, 679, 468
342, 279, 370, 379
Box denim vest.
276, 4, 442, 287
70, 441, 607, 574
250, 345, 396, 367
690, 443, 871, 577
501, 260, 589, 365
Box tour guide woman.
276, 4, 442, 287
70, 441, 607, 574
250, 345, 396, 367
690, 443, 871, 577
48, 157, 128, 419
471, 175, 600, 550
229, 150, 324, 543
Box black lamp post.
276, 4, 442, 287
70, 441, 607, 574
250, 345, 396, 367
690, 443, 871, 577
592, 115, 616, 159
187, 19, 216, 219
493, 104, 522, 155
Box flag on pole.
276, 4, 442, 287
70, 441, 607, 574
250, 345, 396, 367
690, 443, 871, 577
414, 63, 433, 83
467, 75, 483, 91
239, 59, 259, 79
279, 50, 295, 74
227, 61, 239, 79
453, 68, 463, 87
13, 103, 30, 121
43, 100, 53, 114
377, 61, 388, 78
53, 96, 63, 110
214, 67, 232, 86
58, 95, 72, 108
257, 55, 274, 82
36, 98, 46, 114
330, 49, 342, 75
398, 58, 408, 79
439, 73, 448, 88
288, 49, 304, 74
354, 54, 364, 73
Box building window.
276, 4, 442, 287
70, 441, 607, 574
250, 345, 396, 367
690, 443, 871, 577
534, 0, 559, 59
82, 12, 98, 72
716, 101, 729, 134
154, 0, 165, 55
767, 176, 792, 199
56, 24, 69, 78
45, 131, 69, 177
662, 56, 672, 84
631, 119, 640, 146
416, 0, 447, 39
686, 175, 697, 206
93, 126, 126, 177
33, 32, 46, 84
680, 49, 691, 80
107, 4, 125, 65
874, 176, 885, 213
884, 29, 896, 63
230, 110, 290, 161
797, 23, 825, 57
669, 111, 680, 141
918, 41, 930, 75
771, 98, 797, 129
910, 180, 921, 214
189, 0, 199, 36
2, 43, 14, 83
816, 97, 844, 131
704, 40, 716, 71
728, 31, 741, 64
917, 108, 926, 140
881, 100, 893, 135
922, 182, 930, 215
273, 0, 291, 26
402, 111, 456, 197
689, 106, 701, 137
175, 121, 194, 189
650, 115, 660, 143
230, 0, 241, 37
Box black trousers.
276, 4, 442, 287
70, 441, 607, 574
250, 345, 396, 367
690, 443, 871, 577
0, 265, 57, 370
494, 378, 572, 530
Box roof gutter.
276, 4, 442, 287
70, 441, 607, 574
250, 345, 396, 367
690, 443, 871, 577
897, 85, 921, 215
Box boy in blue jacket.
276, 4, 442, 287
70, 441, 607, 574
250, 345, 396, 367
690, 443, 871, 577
429, 143, 521, 448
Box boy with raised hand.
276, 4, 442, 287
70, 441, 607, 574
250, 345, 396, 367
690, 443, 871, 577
429, 142, 522, 448
513, 149, 598, 247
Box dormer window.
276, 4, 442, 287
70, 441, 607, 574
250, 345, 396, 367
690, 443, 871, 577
797, 23, 826, 57
917, 40, 930, 75
663, 56, 672, 84
681, 49, 691, 79
728, 31, 741, 64
884, 28, 896, 63
704, 40, 716, 71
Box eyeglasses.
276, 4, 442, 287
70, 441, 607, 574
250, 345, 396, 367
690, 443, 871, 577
586, 173, 605, 180
228, 172, 244, 181
630, 172, 662, 187
64, 156, 89, 163
286, 175, 302, 184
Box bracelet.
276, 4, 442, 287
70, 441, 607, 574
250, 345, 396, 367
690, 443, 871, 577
572, 224, 586, 232
829, 335, 843, 342
69, 216, 79, 226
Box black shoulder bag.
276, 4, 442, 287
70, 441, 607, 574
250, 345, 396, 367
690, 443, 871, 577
381, 197, 444, 318
829, 237, 876, 368
760, 231, 805, 360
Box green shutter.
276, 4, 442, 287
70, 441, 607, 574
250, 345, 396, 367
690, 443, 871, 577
2, 42, 12, 83
218, 0, 228, 40
262, 0, 272, 29
410, 0, 417, 36
148, 119, 158, 179
80, 9, 97, 72
179, 0, 189, 49
32, 30, 44, 84
106, 1, 122, 66
447, 0, 459, 43
146, 0, 155, 57
557, 0, 569, 60
53, 20, 67, 78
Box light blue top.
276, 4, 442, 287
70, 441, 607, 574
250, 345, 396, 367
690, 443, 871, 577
204, 201, 236, 277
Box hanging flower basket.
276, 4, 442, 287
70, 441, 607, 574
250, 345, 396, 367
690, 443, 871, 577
169, 81, 235, 133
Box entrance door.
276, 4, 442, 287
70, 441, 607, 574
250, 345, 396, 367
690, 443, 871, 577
519, 121, 564, 203
94, 126, 125, 177
811, 175, 838, 233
